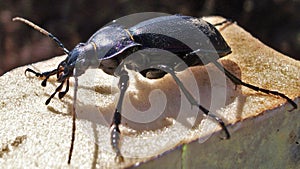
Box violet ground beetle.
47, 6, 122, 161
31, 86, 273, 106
13, 14, 297, 164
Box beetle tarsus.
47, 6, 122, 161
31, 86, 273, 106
111, 124, 124, 163
213, 18, 234, 27
45, 80, 65, 105
204, 110, 230, 139
25, 68, 59, 87
58, 79, 69, 99
211, 60, 298, 111
25, 68, 42, 77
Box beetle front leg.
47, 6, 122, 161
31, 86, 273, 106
25, 68, 58, 87
111, 71, 129, 163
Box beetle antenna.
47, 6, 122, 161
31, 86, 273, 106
12, 17, 70, 55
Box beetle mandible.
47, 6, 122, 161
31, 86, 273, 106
13, 14, 297, 164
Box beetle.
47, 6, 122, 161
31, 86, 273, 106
13, 14, 297, 164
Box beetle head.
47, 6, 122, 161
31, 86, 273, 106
33, 43, 88, 105
56, 43, 92, 82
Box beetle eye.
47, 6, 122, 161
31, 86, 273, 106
64, 68, 69, 75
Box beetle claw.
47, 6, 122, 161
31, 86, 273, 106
115, 154, 124, 163
25, 68, 42, 77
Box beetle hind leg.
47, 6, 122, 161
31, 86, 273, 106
186, 49, 297, 110
212, 18, 234, 27
211, 60, 297, 111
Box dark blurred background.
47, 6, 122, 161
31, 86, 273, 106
1, 0, 300, 75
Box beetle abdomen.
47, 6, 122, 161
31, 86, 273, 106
130, 15, 231, 59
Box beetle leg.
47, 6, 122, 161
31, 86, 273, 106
25, 68, 58, 87
45, 80, 65, 105
211, 60, 297, 111
111, 70, 129, 162
186, 49, 297, 110
212, 19, 233, 27
58, 79, 69, 99
154, 64, 230, 139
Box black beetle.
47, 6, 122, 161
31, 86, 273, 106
13, 14, 297, 164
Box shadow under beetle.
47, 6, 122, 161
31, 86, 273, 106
13, 14, 297, 164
